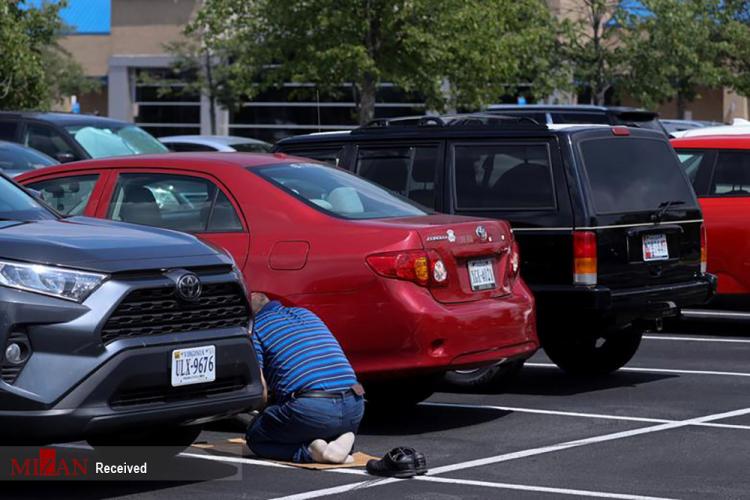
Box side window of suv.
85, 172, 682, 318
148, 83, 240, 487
710, 152, 750, 196
287, 147, 345, 167
0, 121, 17, 141
23, 123, 77, 161
26, 175, 99, 215
452, 143, 555, 210
108, 173, 243, 232
356, 146, 439, 209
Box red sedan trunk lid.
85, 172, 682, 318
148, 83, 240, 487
371, 215, 514, 304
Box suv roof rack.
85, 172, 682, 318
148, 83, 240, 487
355, 113, 547, 134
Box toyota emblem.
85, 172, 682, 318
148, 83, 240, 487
475, 225, 488, 241
176, 273, 202, 302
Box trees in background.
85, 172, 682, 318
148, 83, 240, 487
0, 0, 98, 110
192, 0, 562, 124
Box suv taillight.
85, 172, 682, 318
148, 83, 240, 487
573, 231, 597, 286
366, 249, 448, 288
700, 223, 707, 274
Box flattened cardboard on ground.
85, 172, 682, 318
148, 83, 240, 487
193, 438, 378, 469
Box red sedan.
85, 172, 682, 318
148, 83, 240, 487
17, 153, 538, 403
672, 135, 750, 319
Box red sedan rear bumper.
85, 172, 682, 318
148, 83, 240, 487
294, 278, 539, 381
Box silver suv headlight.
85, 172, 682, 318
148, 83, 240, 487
0, 260, 107, 302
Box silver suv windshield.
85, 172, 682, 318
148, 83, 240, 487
65, 125, 168, 158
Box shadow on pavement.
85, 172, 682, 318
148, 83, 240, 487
360, 402, 510, 436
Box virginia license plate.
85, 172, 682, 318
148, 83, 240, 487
642, 233, 669, 261
468, 259, 496, 291
171, 345, 216, 387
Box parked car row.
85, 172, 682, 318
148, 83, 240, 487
16, 114, 715, 394
0, 107, 735, 450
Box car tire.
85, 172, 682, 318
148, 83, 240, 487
87, 425, 203, 456
443, 360, 525, 389
365, 376, 438, 409
542, 326, 643, 375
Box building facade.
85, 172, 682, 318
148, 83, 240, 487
61, 0, 748, 140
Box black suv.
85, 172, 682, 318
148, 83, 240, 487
276, 115, 716, 381
0, 173, 262, 446
0, 112, 167, 163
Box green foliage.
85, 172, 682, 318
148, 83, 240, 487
192, 0, 563, 124
558, 1, 625, 105
0, 0, 100, 110
618, 0, 729, 114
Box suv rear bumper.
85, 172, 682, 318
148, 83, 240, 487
533, 273, 717, 317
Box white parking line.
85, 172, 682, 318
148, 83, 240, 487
421, 402, 750, 431
183, 406, 750, 499
644, 334, 750, 344
270, 478, 400, 500
416, 476, 678, 500
526, 362, 750, 378
428, 406, 750, 475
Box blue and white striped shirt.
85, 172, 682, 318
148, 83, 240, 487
251, 301, 358, 399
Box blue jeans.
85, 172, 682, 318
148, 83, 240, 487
246, 393, 365, 463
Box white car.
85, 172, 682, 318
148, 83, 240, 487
160, 135, 272, 153
670, 118, 748, 138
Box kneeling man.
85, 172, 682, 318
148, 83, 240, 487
247, 293, 365, 463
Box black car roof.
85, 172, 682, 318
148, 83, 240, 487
0, 111, 130, 128
277, 114, 664, 146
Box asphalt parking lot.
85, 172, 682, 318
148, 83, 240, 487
11, 321, 750, 500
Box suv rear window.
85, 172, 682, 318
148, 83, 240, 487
252, 162, 427, 220
580, 138, 696, 214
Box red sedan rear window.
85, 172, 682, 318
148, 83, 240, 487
252, 162, 427, 220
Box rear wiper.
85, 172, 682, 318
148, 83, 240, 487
651, 200, 685, 222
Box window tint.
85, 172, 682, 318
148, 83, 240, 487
24, 124, 77, 160
453, 143, 555, 210
209, 191, 243, 231
108, 173, 242, 232
0, 143, 57, 175
231, 142, 272, 153
285, 147, 345, 166
253, 162, 426, 220
356, 146, 439, 209
165, 142, 217, 152
0, 121, 17, 141
710, 152, 750, 196
550, 112, 609, 124
490, 111, 548, 124
580, 138, 697, 213
675, 151, 706, 184
26, 175, 99, 216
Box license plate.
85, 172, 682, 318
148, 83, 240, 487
468, 259, 496, 291
171, 345, 216, 387
642, 233, 669, 261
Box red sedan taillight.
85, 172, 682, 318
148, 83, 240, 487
573, 231, 597, 286
700, 223, 707, 274
366, 250, 448, 288
505, 240, 521, 288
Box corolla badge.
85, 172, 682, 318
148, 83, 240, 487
176, 273, 202, 302
425, 229, 457, 243
475, 225, 488, 241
